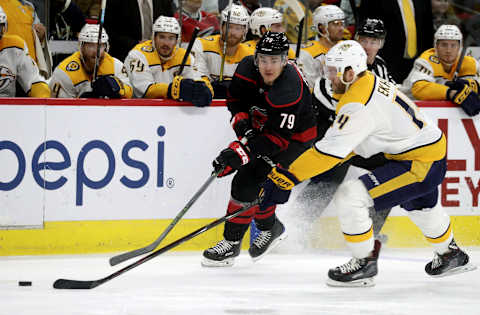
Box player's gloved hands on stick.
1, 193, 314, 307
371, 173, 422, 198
260, 167, 300, 209
446, 80, 480, 116
92, 75, 122, 98
213, 141, 251, 177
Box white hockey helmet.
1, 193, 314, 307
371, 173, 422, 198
78, 24, 109, 44
0, 5, 7, 37
249, 7, 283, 37
153, 16, 181, 36
434, 24, 463, 47
313, 5, 345, 30
325, 40, 367, 85
221, 4, 250, 26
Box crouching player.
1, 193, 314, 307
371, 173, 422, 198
261, 40, 476, 287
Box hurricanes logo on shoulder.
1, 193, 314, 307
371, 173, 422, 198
0, 65, 15, 91
66, 61, 80, 71
141, 45, 154, 53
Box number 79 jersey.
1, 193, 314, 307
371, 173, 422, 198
317, 72, 444, 162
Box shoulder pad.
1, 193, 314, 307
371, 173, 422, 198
0, 34, 26, 51
266, 63, 304, 108
234, 56, 257, 84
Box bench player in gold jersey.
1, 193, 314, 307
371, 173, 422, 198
124, 16, 212, 106
49, 24, 133, 99
403, 24, 480, 116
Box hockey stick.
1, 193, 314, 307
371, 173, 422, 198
92, 0, 107, 81
53, 201, 256, 289
295, 18, 304, 59
109, 167, 221, 266
219, 0, 234, 82
453, 46, 467, 80
176, 27, 200, 76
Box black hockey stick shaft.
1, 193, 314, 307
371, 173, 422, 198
53, 202, 255, 289
93, 0, 107, 81
177, 27, 200, 76
295, 18, 305, 59
219, 0, 234, 82
109, 167, 221, 266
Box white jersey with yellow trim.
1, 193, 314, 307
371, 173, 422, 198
402, 48, 480, 100
192, 34, 255, 80
124, 41, 203, 98
49, 51, 131, 98
0, 34, 47, 97
297, 40, 331, 87
317, 72, 442, 161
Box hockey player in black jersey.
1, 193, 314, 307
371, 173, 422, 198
202, 32, 317, 267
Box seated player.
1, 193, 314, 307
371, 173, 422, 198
403, 24, 480, 116
49, 24, 133, 98
124, 16, 212, 106
0, 5, 49, 98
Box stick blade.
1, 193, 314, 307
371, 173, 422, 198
109, 247, 153, 266
53, 278, 100, 289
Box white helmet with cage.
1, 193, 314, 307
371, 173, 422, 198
249, 7, 283, 37
434, 24, 463, 48
325, 40, 367, 85
313, 5, 345, 30
0, 5, 8, 38
153, 16, 181, 36
221, 4, 250, 26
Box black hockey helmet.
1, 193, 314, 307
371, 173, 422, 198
255, 31, 290, 56
356, 18, 386, 39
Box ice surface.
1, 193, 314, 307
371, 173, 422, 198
1, 247, 479, 315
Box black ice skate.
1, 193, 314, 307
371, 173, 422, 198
327, 240, 382, 287
425, 239, 477, 277
201, 239, 241, 267
249, 219, 287, 262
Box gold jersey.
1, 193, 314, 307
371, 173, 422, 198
49, 51, 133, 98
403, 48, 480, 100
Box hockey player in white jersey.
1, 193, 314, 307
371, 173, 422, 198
402, 24, 480, 116
49, 24, 133, 98
0, 5, 49, 98
261, 41, 476, 287
124, 16, 213, 106
192, 4, 255, 98
297, 5, 346, 87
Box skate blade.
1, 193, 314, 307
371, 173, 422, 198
326, 277, 375, 287
429, 263, 477, 278
250, 232, 288, 262
201, 257, 235, 268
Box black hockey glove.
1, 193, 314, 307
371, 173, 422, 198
191, 80, 213, 107
92, 75, 122, 99
168, 76, 213, 107
213, 141, 251, 177
231, 112, 258, 141
211, 79, 231, 99
446, 80, 480, 116
260, 167, 299, 209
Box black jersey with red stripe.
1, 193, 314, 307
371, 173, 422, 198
227, 55, 317, 157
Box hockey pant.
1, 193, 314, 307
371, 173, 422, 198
335, 157, 452, 258
223, 141, 311, 242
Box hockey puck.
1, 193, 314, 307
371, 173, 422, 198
18, 281, 32, 286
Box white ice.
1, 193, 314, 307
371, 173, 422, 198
1, 247, 479, 315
